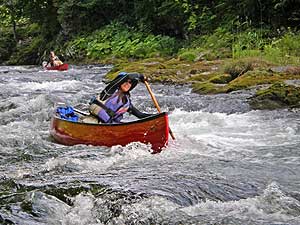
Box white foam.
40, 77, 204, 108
5, 80, 82, 92
166, 109, 300, 161
43, 142, 153, 174
181, 182, 300, 223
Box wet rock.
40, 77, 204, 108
0, 102, 17, 112
249, 82, 300, 110
269, 66, 300, 75
284, 79, 300, 87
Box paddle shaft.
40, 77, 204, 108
74, 108, 90, 116
144, 81, 175, 140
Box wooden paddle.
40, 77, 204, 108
74, 108, 90, 116
144, 80, 175, 140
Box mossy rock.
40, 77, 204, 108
141, 61, 166, 69
104, 56, 300, 95
209, 74, 233, 84
269, 66, 300, 75
224, 59, 254, 79
192, 81, 225, 94
226, 68, 300, 93
249, 82, 300, 109
226, 70, 281, 92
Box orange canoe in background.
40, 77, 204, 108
50, 112, 169, 153
46, 64, 69, 71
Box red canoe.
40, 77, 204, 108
50, 111, 169, 152
46, 64, 69, 71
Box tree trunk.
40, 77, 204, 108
12, 19, 17, 42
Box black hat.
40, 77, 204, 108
99, 72, 139, 100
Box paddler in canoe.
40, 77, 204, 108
48, 51, 63, 67
86, 72, 154, 123
52, 71, 175, 149
44, 51, 63, 67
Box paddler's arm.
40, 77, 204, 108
44, 60, 50, 67
128, 105, 155, 119
126, 73, 153, 118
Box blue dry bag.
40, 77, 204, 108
56, 106, 79, 122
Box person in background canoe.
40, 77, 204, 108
89, 72, 154, 123
45, 51, 63, 67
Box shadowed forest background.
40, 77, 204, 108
0, 0, 299, 65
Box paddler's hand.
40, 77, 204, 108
138, 74, 147, 83
127, 73, 146, 83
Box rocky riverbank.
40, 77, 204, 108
104, 57, 300, 110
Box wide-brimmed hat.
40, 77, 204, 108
99, 72, 139, 100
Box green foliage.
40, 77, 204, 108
57, 0, 107, 35
0, 29, 15, 62
188, 28, 233, 50
263, 45, 284, 64
0, 4, 11, 27
3, 23, 44, 65
181, 28, 234, 60
178, 51, 198, 62
0, 0, 26, 25
8, 37, 44, 65
65, 22, 179, 60
231, 30, 300, 65
133, 0, 186, 38
232, 29, 268, 58
276, 32, 300, 56
202, 28, 234, 50
262, 32, 300, 65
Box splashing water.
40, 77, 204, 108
0, 65, 299, 224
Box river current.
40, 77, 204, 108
0, 65, 299, 225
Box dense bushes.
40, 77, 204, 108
177, 29, 300, 65
65, 23, 180, 61
0, 30, 15, 63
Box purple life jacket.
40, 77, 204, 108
97, 92, 130, 123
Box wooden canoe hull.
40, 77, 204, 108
50, 112, 169, 152
46, 64, 68, 71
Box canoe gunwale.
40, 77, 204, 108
53, 112, 168, 127
46, 64, 68, 71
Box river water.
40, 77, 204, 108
0, 65, 299, 225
